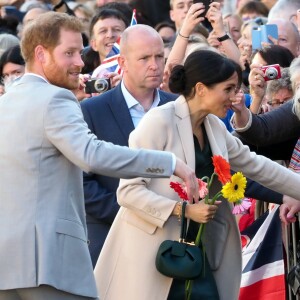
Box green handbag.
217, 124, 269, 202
155, 201, 203, 280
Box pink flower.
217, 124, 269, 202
170, 179, 208, 201
232, 198, 252, 215
198, 179, 208, 199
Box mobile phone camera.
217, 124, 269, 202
85, 78, 111, 94
261, 64, 281, 81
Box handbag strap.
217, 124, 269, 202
179, 201, 188, 242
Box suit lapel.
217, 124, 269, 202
108, 85, 135, 141
174, 96, 195, 169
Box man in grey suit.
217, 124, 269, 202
0, 12, 199, 300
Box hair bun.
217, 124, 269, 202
169, 65, 186, 94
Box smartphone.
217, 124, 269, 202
193, 0, 213, 18
252, 24, 278, 50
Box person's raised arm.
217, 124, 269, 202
164, 3, 205, 74
248, 63, 267, 114
206, 2, 240, 65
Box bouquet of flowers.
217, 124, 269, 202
170, 155, 250, 300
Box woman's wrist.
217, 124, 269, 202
178, 31, 190, 40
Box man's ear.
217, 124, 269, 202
35, 45, 46, 63
118, 55, 126, 72
90, 38, 97, 52
169, 10, 175, 23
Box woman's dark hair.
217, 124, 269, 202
169, 50, 242, 97
154, 21, 176, 33
81, 46, 100, 74
99, 2, 133, 26
0, 45, 24, 76
251, 44, 295, 67
89, 8, 129, 38
239, 1, 269, 18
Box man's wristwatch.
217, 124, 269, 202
217, 33, 231, 42
53, 0, 65, 10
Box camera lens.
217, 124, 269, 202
94, 79, 109, 92
265, 67, 278, 79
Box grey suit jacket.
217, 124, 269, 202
0, 74, 173, 297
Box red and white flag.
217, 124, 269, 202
93, 9, 137, 77
239, 205, 286, 300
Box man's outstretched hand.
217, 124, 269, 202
174, 158, 199, 203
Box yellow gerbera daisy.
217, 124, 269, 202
221, 172, 247, 203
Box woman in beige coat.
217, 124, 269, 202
94, 50, 300, 300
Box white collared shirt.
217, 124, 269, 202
121, 81, 160, 128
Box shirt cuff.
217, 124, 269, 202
171, 153, 176, 174
230, 109, 253, 132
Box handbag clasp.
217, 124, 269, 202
179, 238, 196, 246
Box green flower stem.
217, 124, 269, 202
185, 174, 222, 300
208, 172, 217, 189
210, 191, 223, 204
185, 222, 206, 300
185, 280, 193, 300
195, 223, 205, 246
201, 176, 210, 183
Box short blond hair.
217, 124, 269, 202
21, 12, 83, 66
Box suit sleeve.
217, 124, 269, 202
245, 178, 283, 204
222, 124, 300, 200
80, 102, 119, 223
234, 100, 300, 146
44, 89, 174, 179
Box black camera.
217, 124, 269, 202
85, 78, 111, 94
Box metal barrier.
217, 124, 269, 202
285, 220, 300, 300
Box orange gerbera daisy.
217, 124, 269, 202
212, 155, 231, 185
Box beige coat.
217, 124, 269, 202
94, 96, 300, 300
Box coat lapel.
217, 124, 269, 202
174, 96, 195, 169
203, 117, 224, 157
108, 85, 135, 141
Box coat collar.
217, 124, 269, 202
174, 96, 224, 169
174, 96, 195, 169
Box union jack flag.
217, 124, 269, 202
93, 9, 137, 76
239, 206, 286, 300
130, 8, 137, 26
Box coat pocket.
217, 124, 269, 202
56, 218, 87, 242
121, 209, 157, 235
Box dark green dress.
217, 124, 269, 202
167, 127, 220, 300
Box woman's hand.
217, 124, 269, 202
280, 195, 300, 225
238, 40, 252, 69
230, 90, 246, 113
179, 3, 206, 38
206, 2, 225, 36
248, 63, 267, 113
72, 74, 92, 101
185, 200, 220, 223
249, 63, 266, 97
106, 72, 122, 88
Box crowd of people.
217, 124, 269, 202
1, 0, 300, 299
